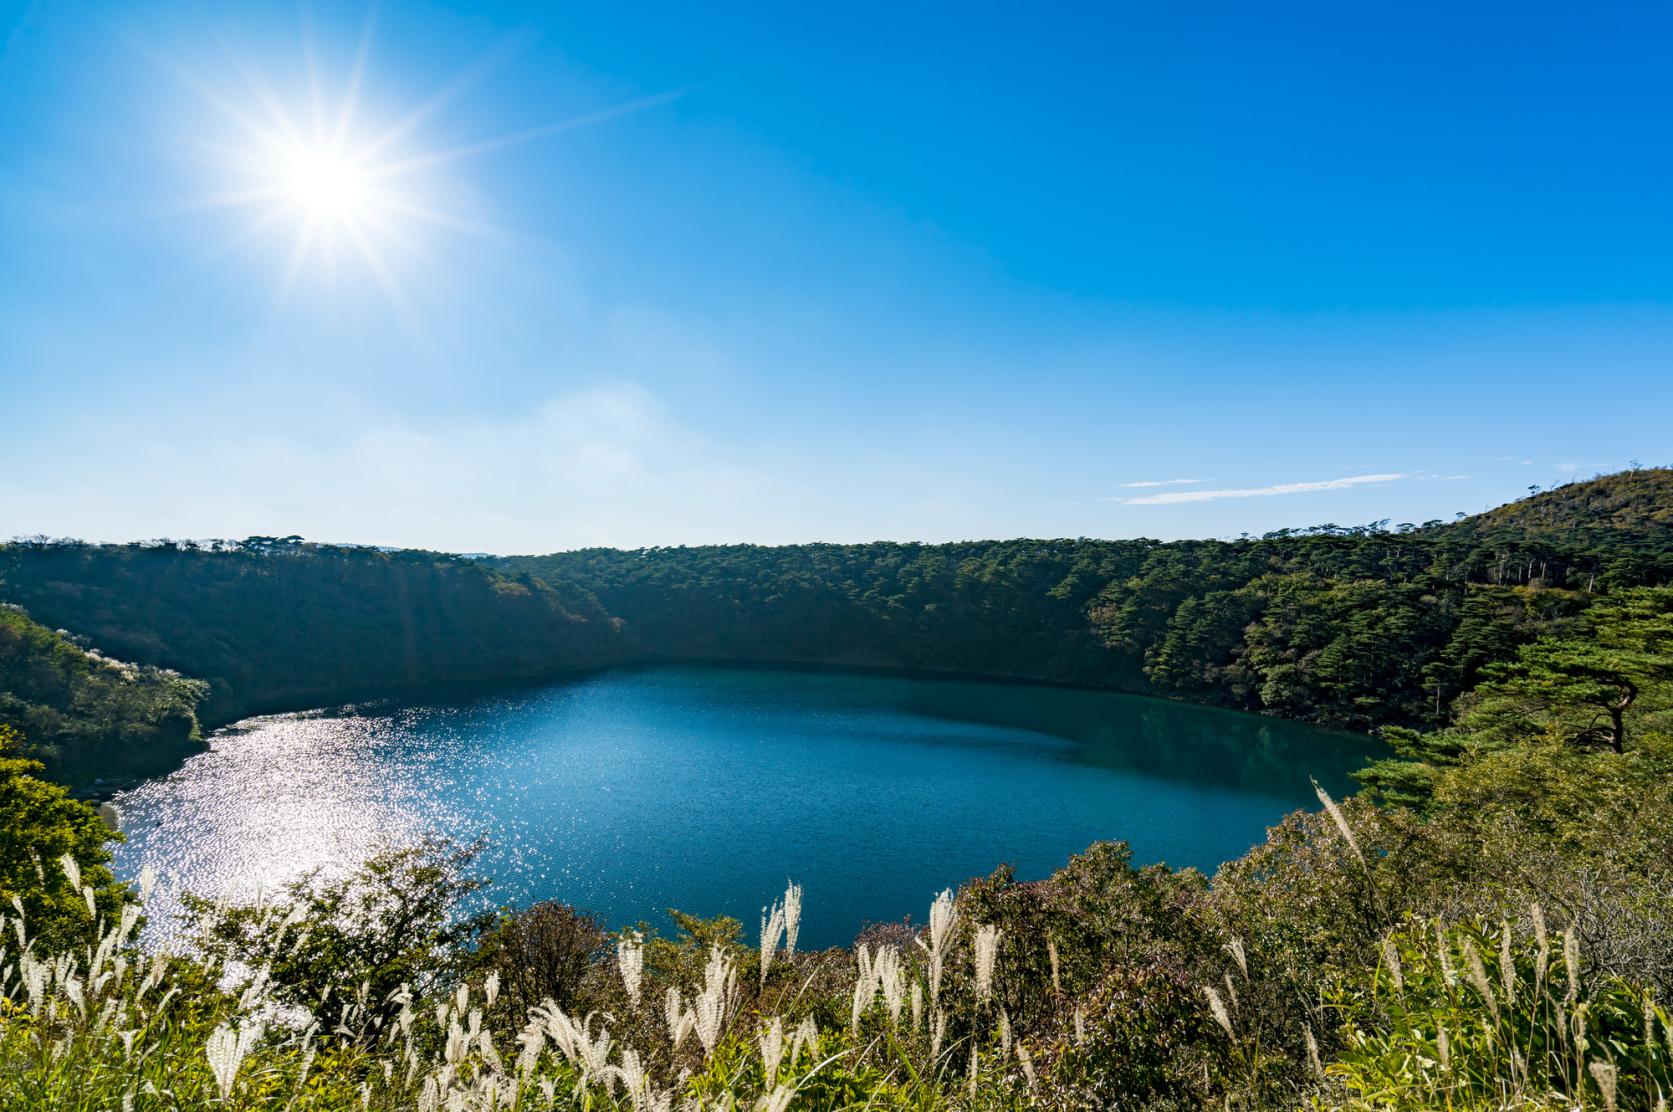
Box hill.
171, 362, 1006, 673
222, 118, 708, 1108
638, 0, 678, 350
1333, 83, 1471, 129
493, 471, 1673, 729
1470, 465, 1673, 531
0, 537, 623, 728
1, 471, 1670, 782
0, 605, 206, 783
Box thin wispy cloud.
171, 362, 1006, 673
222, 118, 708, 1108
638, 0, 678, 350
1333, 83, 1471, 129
1118, 477, 1213, 489
1109, 472, 1408, 506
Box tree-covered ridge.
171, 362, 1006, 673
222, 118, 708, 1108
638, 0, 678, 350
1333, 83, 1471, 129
0, 605, 207, 782
0, 536, 622, 727
1468, 465, 1673, 531
501, 470, 1673, 731
503, 539, 1148, 685
1, 471, 1668, 781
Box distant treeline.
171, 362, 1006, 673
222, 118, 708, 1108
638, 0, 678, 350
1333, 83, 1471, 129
2, 469, 1671, 781
497, 469, 1673, 729
0, 538, 622, 780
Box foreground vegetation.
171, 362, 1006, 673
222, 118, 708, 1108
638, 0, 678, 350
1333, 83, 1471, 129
1, 580, 1670, 1108
3, 470, 1671, 781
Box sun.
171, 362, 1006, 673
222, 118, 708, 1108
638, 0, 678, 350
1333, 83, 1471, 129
178, 23, 685, 305
274, 145, 375, 224
182, 43, 448, 297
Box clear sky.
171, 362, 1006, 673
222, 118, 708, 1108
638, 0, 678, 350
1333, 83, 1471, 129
2, 1, 1670, 552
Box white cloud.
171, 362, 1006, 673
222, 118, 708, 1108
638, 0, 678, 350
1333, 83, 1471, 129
1109, 472, 1408, 506
1, 384, 800, 552
1117, 477, 1213, 488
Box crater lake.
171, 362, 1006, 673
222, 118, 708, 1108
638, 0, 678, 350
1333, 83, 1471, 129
110, 665, 1381, 947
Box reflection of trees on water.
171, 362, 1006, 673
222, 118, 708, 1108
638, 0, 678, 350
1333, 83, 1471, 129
892, 678, 1381, 798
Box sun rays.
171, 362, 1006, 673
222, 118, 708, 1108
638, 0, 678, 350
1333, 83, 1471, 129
169, 13, 684, 315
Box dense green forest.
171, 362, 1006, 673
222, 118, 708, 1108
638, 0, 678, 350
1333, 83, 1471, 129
0, 606, 206, 781
497, 467, 1673, 730
2, 470, 1670, 782
0, 537, 622, 754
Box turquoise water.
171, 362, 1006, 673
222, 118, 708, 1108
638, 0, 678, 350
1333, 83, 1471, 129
111, 665, 1379, 948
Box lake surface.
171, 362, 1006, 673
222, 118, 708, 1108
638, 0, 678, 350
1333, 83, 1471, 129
112, 665, 1380, 948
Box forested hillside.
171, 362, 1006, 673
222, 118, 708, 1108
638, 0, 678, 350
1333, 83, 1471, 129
0, 606, 206, 781
0, 536, 622, 727
1470, 465, 1673, 531
500, 469, 1673, 730
2, 470, 1669, 781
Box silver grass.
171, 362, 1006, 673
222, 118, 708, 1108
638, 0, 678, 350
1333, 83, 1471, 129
1203, 985, 1234, 1038
618, 932, 644, 1004
1462, 938, 1499, 1020
910, 980, 923, 1031
205, 1020, 263, 1101
921, 888, 957, 1003
1590, 1060, 1619, 1111
755, 1086, 795, 1112
790, 1014, 818, 1068
998, 1007, 1012, 1057
1436, 923, 1456, 987
1499, 922, 1516, 1005
1565, 930, 1581, 1006
1048, 937, 1061, 993
851, 943, 876, 1030
1225, 935, 1247, 978
759, 901, 786, 985
1304, 1024, 1323, 1077
782, 882, 802, 958
1015, 1038, 1036, 1089
1073, 1006, 1086, 1046
758, 1015, 785, 1081
1312, 779, 1365, 864
536, 1004, 613, 1079
877, 946, 906, 1026
138, 864, 157, 903
692, 946, 737, 1056
973, 923, 1002, 1005
514, 1021, 545, 1080
664, 986, 694, 1050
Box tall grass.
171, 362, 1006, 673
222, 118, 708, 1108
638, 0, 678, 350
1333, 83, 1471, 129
5, 854, 1670, 1110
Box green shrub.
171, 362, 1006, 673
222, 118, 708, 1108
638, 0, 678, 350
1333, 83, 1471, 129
1325, 918, 1673, 1110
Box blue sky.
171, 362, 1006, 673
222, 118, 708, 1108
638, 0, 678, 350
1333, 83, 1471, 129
2, 1, 1670, 551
